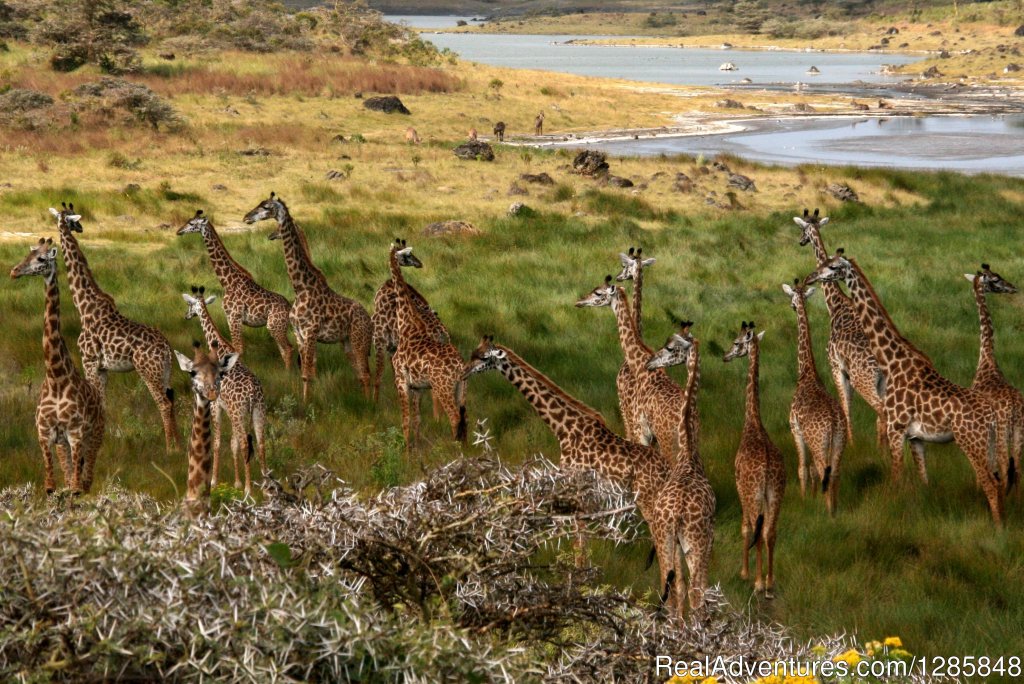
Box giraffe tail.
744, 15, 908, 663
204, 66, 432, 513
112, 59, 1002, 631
748, 514, 764, 550
645, 545, 657, 570
660, 569, 676, 606
246, 434, 254, 464
165, 387, 175, 402
455, 406, 467, 443
822, 465, 832, 494
1008, 457, 1017, 495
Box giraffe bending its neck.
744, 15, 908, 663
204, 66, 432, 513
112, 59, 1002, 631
611, 247, 655, 442
463, 336, 714, 618
183, 286, 268, 495
793, 208, 884, 446
175, 343, 238, 517
782, 279, 846, 515
10, 239, 105, 494
965, 264, 1021, 493
807, 252, 1004, 526
723, 322, 785, 595
576, 275, 682, 460
178, 210, 294, 369
387, 240, 467, 451
243, 193, 372, 402
52, 204, 181, 452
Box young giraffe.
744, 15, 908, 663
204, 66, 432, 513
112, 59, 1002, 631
371, 245, 449, 403
174, 342, 239, 517
964, 264, 1021, 493
52, 204, 181, 452
613, 247, 656, 443
243, 193, 373, 402
575, 275, 683, 460
177, 210, 294, 369
782, 279, 847, 515
463, 336, 713, 618
182, 286, 268, 495
807, 251, 1005, 526
388, 239, 467, 451
645, 325, 716, 615
10, 239, 105, 494
793, 209, 886, 449
723, 322, 786, 596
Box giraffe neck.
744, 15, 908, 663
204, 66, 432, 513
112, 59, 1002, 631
844, 258, 924, 373
277, 209, 326, 293
390, 250, 429, 337
186, 395, 213, 502
58, 224, 116, 324
201, 223, 254, 286
196, 302, 235, 354
679, 343, 703, 472
808, 228, 851, 317
794, 296, 819, 381
744, 339, 763, 429
42, 267, 78, 383
610, 287, 653, 373
633, 263, 645, 337
972, 278, 1002, 381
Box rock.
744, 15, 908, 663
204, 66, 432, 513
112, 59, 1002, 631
122, 183, 141, 193
887, 27, 900, 35
806, 66, 821, 74
719, 62, 738, 71
223, 106, 240, 116
790, 103, 816, 113
211, 183, 228, 192
332, 134, 346, 142
453, 140, 495, 161
711, 160, 730, 173
507, 182, 528, 196
898, 43, 909, 48
674, 173, 693, 193
1016, 25, 1024, 37
519, 172, 554, 185
929, 30, 942, 37
155, 222, 172, 231
740, 77, 753, 84
362, 95, 410, 115
938, 50, 950, 59
572, 150, 609, 176
159, 52, 175, 60
716, 98, 745, 109
880, 37, 890, 45
922, 66, 942, 78
1005, 63, 1021, 73
825, 183, 860, 203
507, 202, 530, 216
605, 175, 634, 188
728, 173, 756, 192
325, 170, 346, 180
423, 220, 481, 237
238, 146, 271, 156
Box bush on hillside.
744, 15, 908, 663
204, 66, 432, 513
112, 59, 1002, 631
31, 0, 147, 73
72, 77, 183, 130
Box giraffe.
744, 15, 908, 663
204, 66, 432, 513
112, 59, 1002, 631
806, 250, 1005, 526
493, 121, 506, 142
182, 286, 268, 495
723, 322, 786, 596
174, 341, 239, 517
534, 111, 545, 135
964, 263, 1021, 494
575, 275, 683, 461
10, 238, 105, 494
52, 204, 180, 452
243, 193, 373, 402
405, 127, 421, 144
177, 209, 294, 369
371, 245, 449, 403
782, 279, 847, 515
612, 247, 656, 442
462, 335, 713, 618
793, 208, 885, 448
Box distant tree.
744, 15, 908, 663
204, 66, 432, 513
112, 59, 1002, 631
34, 0, 147, 73
732, 0, 768, 34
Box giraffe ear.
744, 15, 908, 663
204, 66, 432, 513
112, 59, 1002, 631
49, 207, 60, 218
781, 283, 795, 297
174, 350, 194, 372
757, 330, 766, 341
619, 253, 632, 267
219, 353, 239, 374
804, 286, 816, 299
67, 215, 81, 222
818, 216, 829, 227
46, 247, 57, 260
182, 293, 197, 304
793, 217, 808, 228
641, 257, 656, 267
205, 295, 217, 306
964, 273, 976, 282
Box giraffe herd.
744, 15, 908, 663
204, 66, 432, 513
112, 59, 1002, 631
7, 196, 1022, 621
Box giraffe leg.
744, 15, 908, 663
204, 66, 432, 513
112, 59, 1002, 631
211, 403, 223, 488
372, 339, 387, 404
395, 376, 414, 452
832, 367, 855, 444
827, 429, 844, 516
886, 423, 907, 482
963, 441, 1004, 527
409, 388, 424, 451
740, 516, 751, 581
252, 402, 268, 477
953, 419, 1004, 527
347, 316, 373, 399
140, 369, 180, 453
81, 417, 104, 493
754, 535, 765, 593
764, 516, 778, 598
54, 443, 71, 490
227, 309, 246, 357
38, 433, 56, 494
686, 528, 712, 614
791, 418, 809, 498
230, 419, 245, 493
909, 439, 928, 485
267, 307, 294, 371
573, 517, 588, 568
68, 437, 85, 494
299, 335, 317, 403
1011, 417, 1022, 497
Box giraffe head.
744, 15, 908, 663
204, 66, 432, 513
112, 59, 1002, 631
646, 321, 695, 370
723, 321, 764, 362
615, 246, 656, 282
792, 207, 829, 247
176, 209, 211, 237
390, 238, 423, 268
781, 277, 816, 311
182, 285, 216, 320
243, 191, 287, 231
175, 340, 237, 405
804, 248, 852, 286
462, 335, 508, 379
964, 263, 1017, 295
48, 202, 83, 233
10, 238, 58, 280
574, 274, 618, 308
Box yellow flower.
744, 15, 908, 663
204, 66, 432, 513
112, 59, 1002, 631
884, 636, 903, 648
665, 677, 701, 684
890, 648, 912, 659
833, 649, 862, 666
702, 678, 719, 684
785, 676, 819, 684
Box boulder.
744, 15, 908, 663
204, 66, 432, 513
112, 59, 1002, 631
825, 183, 860, 203
423, 220, 481, 237
1005, 63, 1021, 73
727, 173, 756, 192
674, 173, 694, 193
605, 175, 634, 188
453, 140, 495, 161
519, 172, 555, 185
716, 98, 745, 109
507, 182, 528, 196
1016, 25, 1024, 37
572, 150, 609, 177
362, 95, 410, 115
507, 202, 531, 217
922, 66, 942, 78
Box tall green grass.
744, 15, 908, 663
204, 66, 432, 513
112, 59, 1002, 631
1, 167, 1023, 660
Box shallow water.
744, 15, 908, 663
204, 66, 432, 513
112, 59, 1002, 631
387, 15, 483, 29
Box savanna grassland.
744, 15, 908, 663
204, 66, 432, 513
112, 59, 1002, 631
2, 13, 1024, 673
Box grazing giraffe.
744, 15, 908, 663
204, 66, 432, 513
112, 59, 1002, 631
174, 342, 239, 517
243, 193, 373, 402
371, 246, 449, 403
10, 239, 105, 494
613, 247, 656, 442
463, 335, 712, 618
645, 326, 716, 615
723, 322, 786, 596
182, 286, 268, 495
964, 264, 1021, 493
534, 111, 545, 135
388, 239, 467, 451
807, 250, 1005, 526
793, 208, 885, 448
575, 275, 683, 460
52, 204, 180, 452
782, 279, 846, 515
405, 127, 421, 144
177, 209, 294, 369
493, 121, 506, 141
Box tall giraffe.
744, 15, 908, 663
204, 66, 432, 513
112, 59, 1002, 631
724, 322, 785, 596
52, 204, 180, 452
10, 238, 105, 494
807, 251, 1005, 526
964, 264, 1021, 493
177, 210, 294, 368
613, 247, 656, 442
576, 275, 683, 459
182, 286, 268, 495
243, 193, 373, 402
463, 335, 713, 618
782, 279, 846, 515
793, 208, 885, 447
388, 240, 467, 451
174, 342, 238, 517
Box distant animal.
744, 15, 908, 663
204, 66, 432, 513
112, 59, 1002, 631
534, 111, 545, 135
468, 127, 478, 141
405, 127, 421, 144
493, 121, 506, 141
